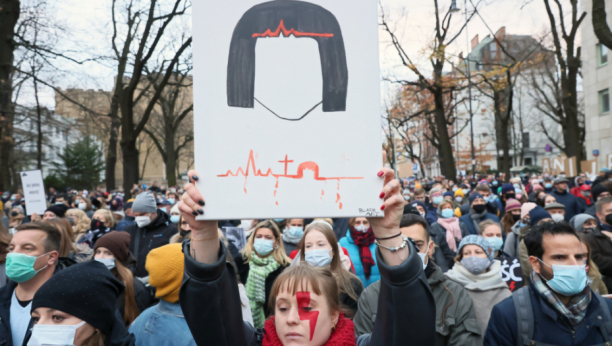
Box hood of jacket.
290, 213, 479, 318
445, 260, 508, 291
510, 220, 523, 235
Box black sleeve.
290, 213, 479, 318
180, 240, 254, 346
364, 241, 436, 346
133, 278, 154, 313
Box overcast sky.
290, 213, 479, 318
30, 0, 558, 108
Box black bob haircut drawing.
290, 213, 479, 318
227, 0, 348, 112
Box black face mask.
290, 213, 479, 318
606, 214, 612, 227
512, 214, 521, 222
506, 193, 516, 200
91, 219, 105, 231
180, 229, 191, 237
472, 204, 486, 213
11, 211, 18, 217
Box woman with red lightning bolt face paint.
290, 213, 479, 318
178, 166, 437, 345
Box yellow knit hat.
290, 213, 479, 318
146, 243, 184, 303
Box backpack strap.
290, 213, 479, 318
595, 293, 612, 341
512, 286, 534, 346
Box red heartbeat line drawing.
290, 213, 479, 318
252, 19, 334, 38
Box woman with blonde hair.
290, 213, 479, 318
169, 213, 192, 244
297, 220, 363, 316
66, 208, 92, 242
78, 209, 115, 248
235, 219, 290, 328
49, 218, 93, 263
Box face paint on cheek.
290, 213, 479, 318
296, 291, 319, 341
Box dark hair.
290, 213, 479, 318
524, 221, 580, 259
414, 188, 425, 196
399, 214, 430, 241
56, 193, 68, 201
475, 184, 491, 193
15, 222, 62, 253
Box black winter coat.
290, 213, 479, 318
124, 210, 178, 278
116, 276, 154, 321
179, 239, 436, 346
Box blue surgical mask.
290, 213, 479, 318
485, 237, 503, 253
287, 226, 304, 238
482, 196, 490, 203
492, 181, 498, 186
441, 209, 454, 219
433, 196, 444, 205
274, 219, 285, 223
167, 198, 176, 205
55, 202, 64, 205
452, 187, 458, 192
253, 239, 274, 256
10, 196, 16, 201
170, 215, 180, 224
545, 183, 553, 189
538, 259, 587, 296
418, 241, 431, 269
464, 188, 470, 194
455, 197, 463, 203
305, 249, 333, 267
158, 207, 167, 214
355, 224, 368, 232
95, 257, 116, 270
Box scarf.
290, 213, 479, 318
436, 217, 462, 252
246, 253, 281, 328
578, 194, 592, 206
531, 271, 592, 327
469, 208, 488, 234
262, 314, 356, 346
281, 231, 302, 245
349, 226, 375, 279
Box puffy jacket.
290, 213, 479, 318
179, 239, 436, 346
354, 262, 482, 346
586, 226, 612, 293
551, 189, 582, 221
484, 283, 612, 346
459, 212, 500, 235
129, 300, 196, 346
339, 230, 380, 288
116, 215, 136, 232
124, 210, 178, 278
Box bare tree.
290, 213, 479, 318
593, 0, 612, 49
380, 0, 476, 179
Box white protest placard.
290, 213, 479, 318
193, 0, 382, 219
20, 170, 47, 216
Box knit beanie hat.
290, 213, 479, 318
403, 204, 420, 216
45, 204, 69, 218
32, 261, 124, 335
132, 192, 157, 213
505, 198, 521, 212
94, 231, 131, 264
457, 235, 494, 262
520, 202, 537, 219
170, 203, 180, 215
529, 206, 552, 226
146, 243, 184, 303
501, 183, 514, 196
443, 191, 454, 199
592, 184, 610, 201
532, 183, 544, 191
454, 188, 465, 198
570, 214, 596, 232
410, 200, 426, 210
469, 192, 483, 205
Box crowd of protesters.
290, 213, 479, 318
0, 167, 611, 345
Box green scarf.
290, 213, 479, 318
246, 253, 281, 328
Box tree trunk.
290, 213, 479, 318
0, 0, 20, 191
561, 57, 584, 169
165, 126, 176, 187
121, 138, 139, 200
33, 77, 43, 170
433, 89, 457, 179
494, 85, 514, 182
105, 116, 119, 191
593, 0, 612, 49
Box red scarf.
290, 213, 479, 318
349, 226, 376, 279
263, 314, 356, 346
578, 194, 592, 206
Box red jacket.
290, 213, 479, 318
570, 186, 583, 198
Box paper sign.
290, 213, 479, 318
221, 227, 248, 251
500, 257, 524, 292
581, 160, 597, 176
20, 170, 47, 216
193, 0, 382, 219
542, 158, 551, 174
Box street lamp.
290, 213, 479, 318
450, 0, 460, 13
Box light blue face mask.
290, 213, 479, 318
441, 209, 454, 219
433, 196, 444, 205
287, 226, 304, 238
305, 249, 333, 267
485, 237, 504, 253
158, 207, 167, 214
253, 239, 275, 256
417, 241, 431, 269
274, 219, 285, 223
545, 183, 553, 189
167, 198, 176, 205
170, 215, 180, 224
538, 259, 587, 296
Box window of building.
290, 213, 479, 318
522, 132, 530, 148
524, 157, 533, 165
599, 44, 609, 66
490, 42, 497, 58
600, 88, 610, 114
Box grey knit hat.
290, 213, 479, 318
570, 214, 597, 233
132, 192, 157, 213
457, 235, 494, 262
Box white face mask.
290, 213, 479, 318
135, 215, 152, 228
551, 213, 565, 222
456, 197, 463, 203
95, 257, 116, 270
78, 203, 87, 210
28, 320, 86, 346
418, 241, 431, 270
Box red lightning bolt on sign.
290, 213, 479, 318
296, 291, 319, 340
509, 281, 516, 292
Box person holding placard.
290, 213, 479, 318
177, 168, 436, 346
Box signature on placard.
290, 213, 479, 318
358, 208, 382, 217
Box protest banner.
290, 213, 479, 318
581, 160, 597, 177
193, 0, 382, 219
541, 158, 551, 174
500, 257, 524, 292
20, 170, 47, 216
